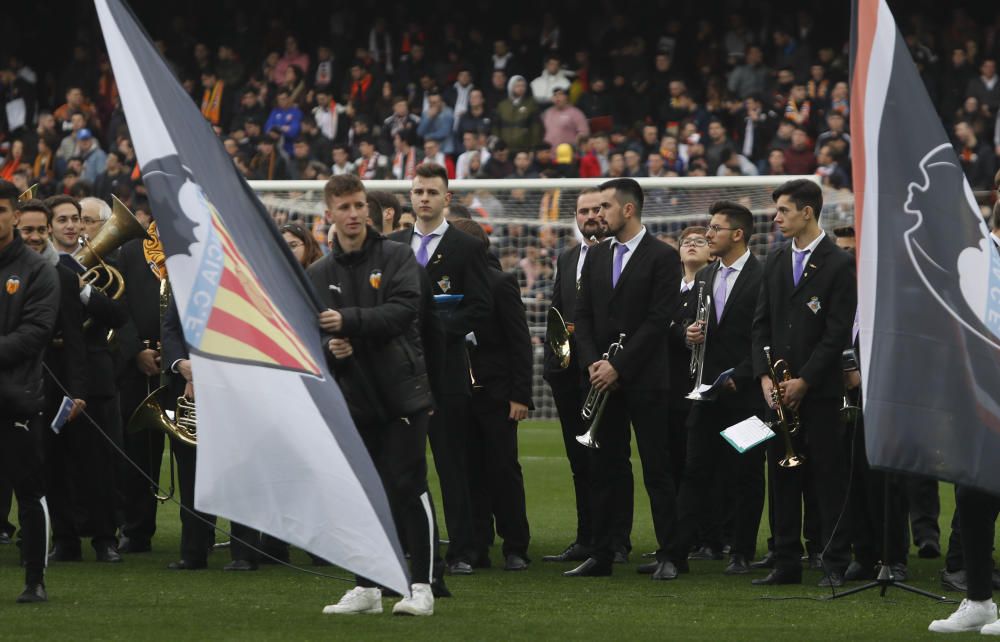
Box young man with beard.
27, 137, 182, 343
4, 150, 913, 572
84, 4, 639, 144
310, 174, 439, 616
0, 182, 60, 602
542, 188, 632, 565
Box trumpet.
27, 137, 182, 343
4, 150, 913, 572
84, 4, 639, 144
685, 280, 711, 401
763, 346, 804, 468
578, 333, 626, 449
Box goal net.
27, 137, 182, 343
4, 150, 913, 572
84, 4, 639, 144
250, 176, 854, 420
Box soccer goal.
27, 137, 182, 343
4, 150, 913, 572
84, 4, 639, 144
249, 176, 853, 420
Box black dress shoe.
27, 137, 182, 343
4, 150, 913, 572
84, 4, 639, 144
223, 559, 258, 571
751, 569, 802, 585
431, 577, 452, 598
447, 561, 474, 575
613, 550, 628, 564
637, 561, 658, 575
542, 543, 590, 562
749, 551, 775, 569
95, 546, 123, 563
917, 540, 941, 559
818, 571, 845, 588
941, 568, 967, 592
564, 557, 612, 577
167, 559, 207, 570
651, 560, 679, 580
48, 545, 82, 562
504, 553, 529, 571
16, 583, 47, 603
118, 539, 151, 554
725, 554, 750, 575
688, 546, 723, 561
844, 560, 876, 581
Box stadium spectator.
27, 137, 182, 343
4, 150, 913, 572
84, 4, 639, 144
264, 88, 303, 156
444, 67, 475, 129
530, 54, 572, 106
76, 129, 107, 185
199, 68, 230, 130
417, 92, 456, 155
965, 58, 1000, 119
229, 87, 267, 136
782, 127, 818, 175
421, 139, 455, 179
483, 141, 514, 178
355, 135, 389, 179
542, 88, 588, 150
455, 132, 490, 180
704, 120, 734, 175
954, 120, 996, 190
53, 86, 97, 135
391, 130, 420, 180
456, 88, 492, 140
272, 35, 310, 86
330, 144, 355, 176
728, 45, 771, 100
250, 135, 290, 180
494, 75, 542, 153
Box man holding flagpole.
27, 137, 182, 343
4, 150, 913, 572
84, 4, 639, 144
309, 174, 439, 616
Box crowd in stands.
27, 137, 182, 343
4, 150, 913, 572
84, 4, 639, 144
0, 3, 998, 215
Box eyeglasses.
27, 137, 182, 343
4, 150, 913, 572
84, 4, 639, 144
707, 224, 736, 234
680, 237, 708, 247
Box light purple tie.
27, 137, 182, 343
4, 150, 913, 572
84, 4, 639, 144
793, 249, 808, 286
714, 266, 735, 323
416, 232, 438, 267
612, 243, 629, 288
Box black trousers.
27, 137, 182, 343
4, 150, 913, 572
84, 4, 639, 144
848, 418, 908, 566
547, 373, 595, 547
768, 397, 851, 574
467, 392, 530, 558
173, 441, 216, 563
0, 413, 47, 585
48, 395, 119, 550
427, 393, 474, 564
117, 371, 165, 546
666, 396, 691, 492
356, 411, 439, 586
229, 522, 260, 563
945, 485, 968, 572
590, 389, 677, 565
956, 486, 1000, 601
0, 477, 14, 536
673, 402, 765, 561
907, 476, 941, 549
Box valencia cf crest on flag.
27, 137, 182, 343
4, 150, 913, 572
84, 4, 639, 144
369, 269, 382, 290
5, 276, 20, 295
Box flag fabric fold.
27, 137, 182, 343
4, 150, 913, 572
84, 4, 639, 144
94, 0, 409, 593
852, 0, 1000, 494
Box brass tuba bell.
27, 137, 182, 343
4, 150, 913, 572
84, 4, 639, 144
73, 195, 150, 299
546, 307, 573, 370
129, 385, 198, 448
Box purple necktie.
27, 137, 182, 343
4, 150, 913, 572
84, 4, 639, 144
714, 266, 736, 323
416, 232, 438, 267
612, 243, 629, 288
793, 249, 808, 286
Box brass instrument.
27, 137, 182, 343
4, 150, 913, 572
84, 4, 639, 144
685, 281, 711, 401
577, 333, 626, 449
546, 307, 573, 370
840, 347, 862, 424
840, 392, 861, 424
18, 184, 39, 201
74, 195, 150, 341
763, 346, 804, 468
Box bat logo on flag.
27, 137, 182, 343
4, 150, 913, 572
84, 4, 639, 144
903, 143, 1000, 349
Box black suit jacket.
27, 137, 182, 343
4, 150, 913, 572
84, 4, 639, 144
44, 264, 87, 401
161, 294, 188, 400
667, 281, 700, 396
114, 238, 162, 369
543, 243, 583, 381
694, 253, 764, 409
389, 224, 493, 396
470, 268, 534, 407
82, 276, 129, 398
575, 231, 681, 391
752, 235, 856, 400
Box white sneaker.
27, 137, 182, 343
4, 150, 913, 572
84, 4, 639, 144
322, 587, 382, 615
982, 618, 1000, 635
392, 583, 434, 616
928, 599, 997, 633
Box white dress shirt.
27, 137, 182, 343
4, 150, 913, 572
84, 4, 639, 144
575, 243, 591, 282
411, 218, 450, 258
718, 249, 751, 289
610, 225, 647, 280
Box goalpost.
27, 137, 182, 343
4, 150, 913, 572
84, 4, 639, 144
249, 176, 853, 420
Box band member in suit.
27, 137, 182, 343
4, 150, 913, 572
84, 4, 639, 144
751, 178, 857, 587
389, 163, 492, 575
114, 234, 165, 554
543, 188, 634, 564
0, 181, 60, 602
449, 218, 532, 572
44, 195, 129, 563
161, 296, 217, 570
665, 202, 766, 576
312, 174, 439, 616
566, 178, 683, 580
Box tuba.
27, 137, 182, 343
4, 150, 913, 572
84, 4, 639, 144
763, 346, 804, 468
126, 221, 198, 448
577, 333, 626, 449
685, 280, 712, 400
546, 307, 573, 370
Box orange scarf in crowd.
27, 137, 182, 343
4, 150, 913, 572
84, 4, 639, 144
201, 80, 225, 125
0, 157, 20, 181
33, 152, 52, 180
350, 74, 372, 103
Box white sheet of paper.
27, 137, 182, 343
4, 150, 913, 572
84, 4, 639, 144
720, 415, 775, 453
